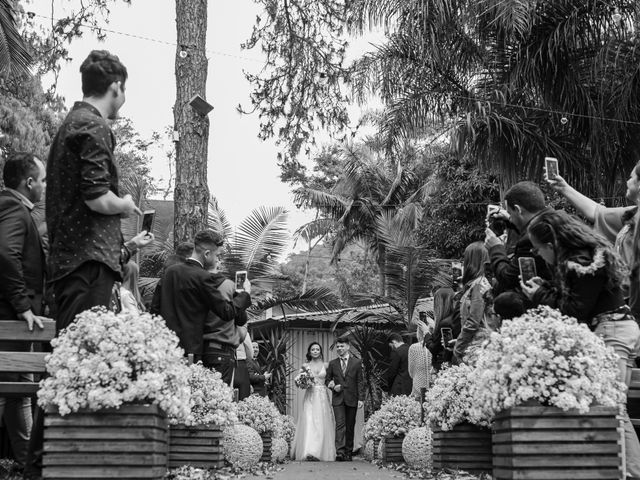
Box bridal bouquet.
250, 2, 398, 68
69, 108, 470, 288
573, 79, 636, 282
169, 362, 237, 427
294, 365, 315, 389
38, 307, 190, 418
470, 306, 626, 422
425, 363, 487, 431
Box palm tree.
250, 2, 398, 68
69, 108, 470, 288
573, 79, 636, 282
0, 0, 32, 78
295, 141, 425, 295
349, 0, 640, 198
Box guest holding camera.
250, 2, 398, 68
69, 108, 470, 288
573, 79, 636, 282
484, 182, 550, 299
546, 167, 639, 316
520, 209, 640, 477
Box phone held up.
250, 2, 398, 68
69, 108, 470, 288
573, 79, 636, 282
141, 209, 156, 234
545, 157, 559, 180
235, 270, 248, 291
451, 261, 463, 283
441, 327, 454, 350
518, 257, 537, 284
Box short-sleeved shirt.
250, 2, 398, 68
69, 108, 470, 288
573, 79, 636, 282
593, 205, 636, 268
46, 101, 124, 282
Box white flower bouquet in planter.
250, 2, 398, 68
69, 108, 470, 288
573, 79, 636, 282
425, 363, 487, 431
38, 307, 190, 418
362, 395, 421, 441
170, 362, 237, 427
470, 305, 625, 421
236, 394, 282, 434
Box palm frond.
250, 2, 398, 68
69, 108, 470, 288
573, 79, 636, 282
232, 206, 289, 278
250, 286, 340, 314
0, 1, 32, 78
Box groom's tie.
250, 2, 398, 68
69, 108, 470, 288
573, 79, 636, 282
341, 357, 347, 375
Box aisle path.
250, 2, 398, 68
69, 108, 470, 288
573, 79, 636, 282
270, 459, 402, 480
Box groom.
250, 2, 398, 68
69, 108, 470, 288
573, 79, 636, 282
326, 336, 364, 461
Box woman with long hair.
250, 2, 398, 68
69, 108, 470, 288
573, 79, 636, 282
521, 209, 640, 477
425, 287, 455, 370
120, 260, 144, 314
453, 242, 493, 363
291, 342, 336, 461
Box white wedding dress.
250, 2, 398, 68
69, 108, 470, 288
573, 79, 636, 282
291, 363, 336, 461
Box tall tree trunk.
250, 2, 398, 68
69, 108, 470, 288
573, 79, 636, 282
174, 0, 209, 247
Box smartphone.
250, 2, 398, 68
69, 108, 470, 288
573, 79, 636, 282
545, 157, 559, 180
418, 311, 427, 322
141, 209, 155, 234
235, 270, 248, 291
518, 257, 537, 284
452, 261, 463, 281
441, 327, 453, 347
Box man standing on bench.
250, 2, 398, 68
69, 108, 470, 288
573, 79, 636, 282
0, 152, 49, 473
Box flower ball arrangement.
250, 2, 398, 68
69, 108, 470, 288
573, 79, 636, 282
424, 363, 486, 431
38, 308, 190, 418
402, 426, 432, 469
470, 306, 626, 422
223, 424, 263, 469
170, 362, 237, 427
363, 439, 375, 461
362, 395, 421, 441
236, 395, 282, 434
280, 414, 296, 445
271, 436, 288, 463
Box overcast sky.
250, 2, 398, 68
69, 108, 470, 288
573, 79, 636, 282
24, 1, 315, 251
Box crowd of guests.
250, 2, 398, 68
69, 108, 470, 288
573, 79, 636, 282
419, 177, 640, 478
0, 49, 271, 478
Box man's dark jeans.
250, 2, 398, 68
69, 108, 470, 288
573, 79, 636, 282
202, 346, 236, 387
53, 261, 118, 332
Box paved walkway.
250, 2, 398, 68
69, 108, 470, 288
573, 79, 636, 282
270, 459, 403, 480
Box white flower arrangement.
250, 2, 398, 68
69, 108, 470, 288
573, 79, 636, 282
236, 394, 282, 434
279, 414, 296, 444
38, 308, 190, 418
170, 362, 237, 427
362, 395, 421, 441
424, 363, 486, 431
470, 306, 626, 421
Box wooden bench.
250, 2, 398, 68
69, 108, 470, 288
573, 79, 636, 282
0, 319, 56, 397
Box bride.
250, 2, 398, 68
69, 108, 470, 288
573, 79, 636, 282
291, 342, 336, 461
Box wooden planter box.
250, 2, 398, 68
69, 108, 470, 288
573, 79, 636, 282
628, 368, 640, 437
259, 431, 272, 462
381, 435, 405, 463
43, 404, 167, 479
492, 405, 622, 480
169, 424, 224, 469
432, 422, 492, 474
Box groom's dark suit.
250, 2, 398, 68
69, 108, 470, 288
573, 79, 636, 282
325, 354, 363, 459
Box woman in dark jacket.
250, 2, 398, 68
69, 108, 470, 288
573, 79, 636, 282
521, 209, 640, 477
